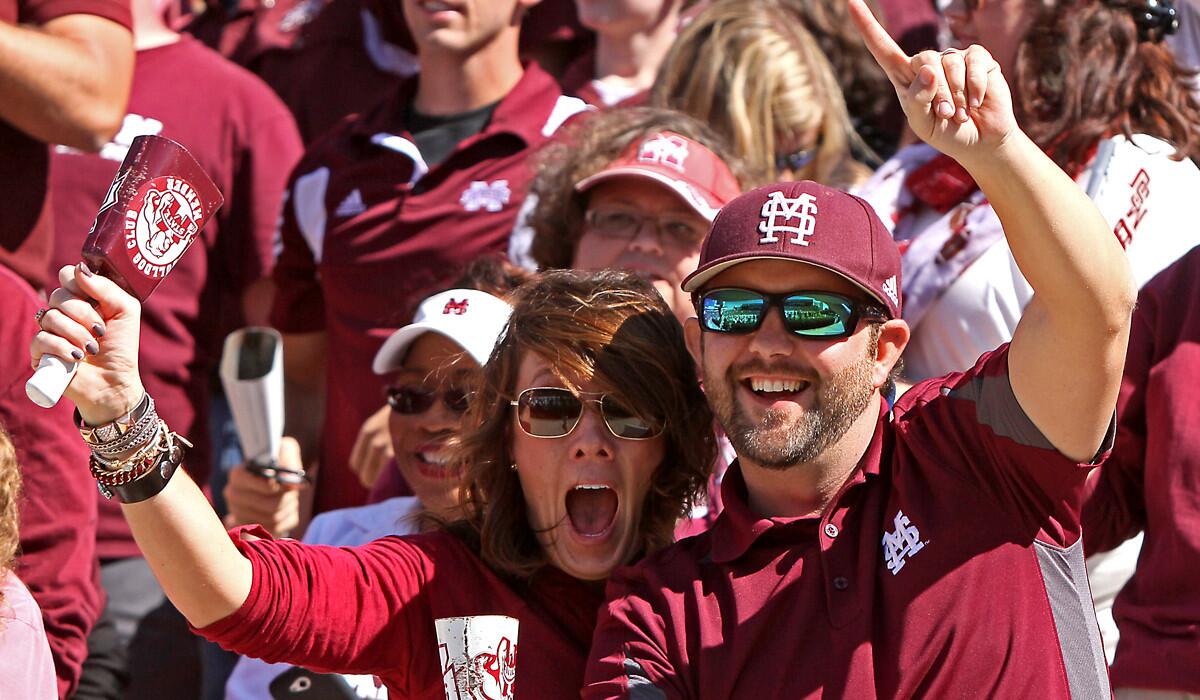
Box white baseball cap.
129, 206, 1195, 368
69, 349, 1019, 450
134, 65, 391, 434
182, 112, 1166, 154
372, 289, 512, 374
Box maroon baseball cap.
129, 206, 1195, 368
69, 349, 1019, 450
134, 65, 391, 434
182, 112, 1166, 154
575, 131, 740, 221
681, 181, 902, 318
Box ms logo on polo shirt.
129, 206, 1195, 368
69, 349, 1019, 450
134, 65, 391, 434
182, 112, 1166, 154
882, 509, 927, 575
637, 133, 689, 172
443, 298, 469, 315
460, 180, 512, 213
758, 191, 818, 246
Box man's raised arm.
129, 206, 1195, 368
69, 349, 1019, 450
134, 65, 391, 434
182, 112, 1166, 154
850, 0, 1135, 462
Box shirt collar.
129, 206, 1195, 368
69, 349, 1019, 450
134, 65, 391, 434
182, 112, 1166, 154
709, 397, 891, 564
350, 62, 563, 147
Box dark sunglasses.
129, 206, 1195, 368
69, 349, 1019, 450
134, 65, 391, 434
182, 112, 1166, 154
698, 288, 887, 339
510, 387, 662, 440
386, 384, 470, 415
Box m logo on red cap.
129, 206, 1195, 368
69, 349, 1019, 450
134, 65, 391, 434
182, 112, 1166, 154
758, 191, 818, 246
637, 133, 689, 173
443, 299, 469, 315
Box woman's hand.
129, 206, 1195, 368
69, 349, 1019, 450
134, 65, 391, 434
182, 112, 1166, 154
30, 263, 145, 424
848, 0, 1019, 166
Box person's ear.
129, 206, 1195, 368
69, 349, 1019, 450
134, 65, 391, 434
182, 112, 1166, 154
871, 319, 909, 390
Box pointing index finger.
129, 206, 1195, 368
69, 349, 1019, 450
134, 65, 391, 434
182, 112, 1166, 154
848, 0, 914, 86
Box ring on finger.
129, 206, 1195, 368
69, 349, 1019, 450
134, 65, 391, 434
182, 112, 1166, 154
34, 308, 48, 324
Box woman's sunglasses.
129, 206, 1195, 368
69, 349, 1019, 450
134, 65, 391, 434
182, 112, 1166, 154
386, 384, 470, 415
510, 387, 662, 440
697, 288, 887, 339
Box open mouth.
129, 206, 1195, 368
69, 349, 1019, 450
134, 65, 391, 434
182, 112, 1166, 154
413, 449, 455, 480
418, 0, 458, 13
744, 377, 810, 401
565, 485, 618, 538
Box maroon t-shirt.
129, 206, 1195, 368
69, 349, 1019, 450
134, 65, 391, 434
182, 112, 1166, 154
585, 346, 1115, 699
270, 63, 586, 514
48, 36, 303, 559
0, 0, 131, 290
198, 526, 604, 698
1082, 245, 1200, 693
0, 265, 102, 698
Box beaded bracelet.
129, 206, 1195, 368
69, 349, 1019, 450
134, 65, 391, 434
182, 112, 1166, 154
78, 393, 191, 503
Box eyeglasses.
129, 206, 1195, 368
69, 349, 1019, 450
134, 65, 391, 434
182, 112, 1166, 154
583, 207, 707, 248
386, 384, 470, 415
510, 387, 662, 440
697, 288, 887, 339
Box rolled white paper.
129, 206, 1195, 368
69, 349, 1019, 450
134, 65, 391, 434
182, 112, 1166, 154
26, 354, 79, 408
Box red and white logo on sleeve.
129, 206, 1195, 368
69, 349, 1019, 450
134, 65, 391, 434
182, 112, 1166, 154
436, 615, 519, 700
124, 176, 202, 279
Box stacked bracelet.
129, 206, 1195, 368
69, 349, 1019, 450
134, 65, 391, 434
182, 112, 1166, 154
78, 393, 191, 503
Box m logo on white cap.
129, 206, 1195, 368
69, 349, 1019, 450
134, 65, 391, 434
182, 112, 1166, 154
637, 133, 689, 173
758, 191, 818, 246
443, 299, 469, 315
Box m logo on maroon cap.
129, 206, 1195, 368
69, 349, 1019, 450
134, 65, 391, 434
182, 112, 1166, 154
758, 191, 818, 246
637, 133, 689, 173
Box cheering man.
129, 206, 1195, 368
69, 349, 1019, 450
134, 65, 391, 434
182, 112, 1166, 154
583, 1, 1135, 697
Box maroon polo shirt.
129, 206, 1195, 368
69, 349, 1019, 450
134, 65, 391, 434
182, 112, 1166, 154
198, 526, 604, 698
0, 265, 102, 698
270, 63, 586, 514
48, 36, 303, 559
0, 0, 131, 291
1082, 245, 1200, 692
585, 345, 1114, 699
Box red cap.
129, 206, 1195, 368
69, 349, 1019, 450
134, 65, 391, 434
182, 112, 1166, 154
574, 131, 740, 221
681, 181, 902, 318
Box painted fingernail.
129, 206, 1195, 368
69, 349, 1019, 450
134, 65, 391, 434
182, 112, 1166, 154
85, 341, 100, 356
92, 323, 106, 337
71, 349, 85, 361
79, 262, 93, 277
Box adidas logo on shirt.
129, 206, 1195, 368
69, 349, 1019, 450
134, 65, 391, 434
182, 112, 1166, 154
335, 189, 367, 218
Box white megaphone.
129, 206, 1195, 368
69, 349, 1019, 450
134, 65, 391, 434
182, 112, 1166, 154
218, 328, 303, 484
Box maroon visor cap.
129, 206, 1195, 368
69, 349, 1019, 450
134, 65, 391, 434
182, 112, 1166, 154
682, 180, 902, 318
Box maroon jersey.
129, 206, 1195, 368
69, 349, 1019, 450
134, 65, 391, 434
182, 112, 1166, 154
270, 63, 586, 514
198, 526, 604, 699
585, 346, 1114, 699
1083, 245, 1200, 692
48, 36, 303, 559
0, 0, 131, 290
0, 265, 102, 698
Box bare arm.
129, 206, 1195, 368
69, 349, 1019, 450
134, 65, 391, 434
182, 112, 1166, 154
850, 0, 1135, 462
0, 14, 133, 150
31, 265, 250, 628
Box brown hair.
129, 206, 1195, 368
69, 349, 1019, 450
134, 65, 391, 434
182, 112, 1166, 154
0, 425, 21, 606
1016, 0, 1200, 171
527, 106, 748, 270
652, 0, 874, 187
444, 269, 715, 579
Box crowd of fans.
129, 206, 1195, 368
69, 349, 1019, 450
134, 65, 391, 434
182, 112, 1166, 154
2, 0, 1199, 698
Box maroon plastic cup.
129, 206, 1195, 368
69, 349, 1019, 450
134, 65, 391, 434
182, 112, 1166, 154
81, 134, 223, 300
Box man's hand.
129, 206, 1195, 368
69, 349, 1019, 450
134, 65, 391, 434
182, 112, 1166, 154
224, 437, 307, 537
349, 404, 394, 490
848, 0, 1017, 165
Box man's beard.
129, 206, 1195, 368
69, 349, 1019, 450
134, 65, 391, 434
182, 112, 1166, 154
706, 352, 877, 470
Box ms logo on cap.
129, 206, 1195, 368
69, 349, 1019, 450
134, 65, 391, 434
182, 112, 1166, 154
443, 299, 469, 315
637, 133, 689, 173
758, 191, 818, 246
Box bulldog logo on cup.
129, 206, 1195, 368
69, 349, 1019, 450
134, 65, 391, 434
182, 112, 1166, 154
124, 176, 202, 279
436, 615, 519, 700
